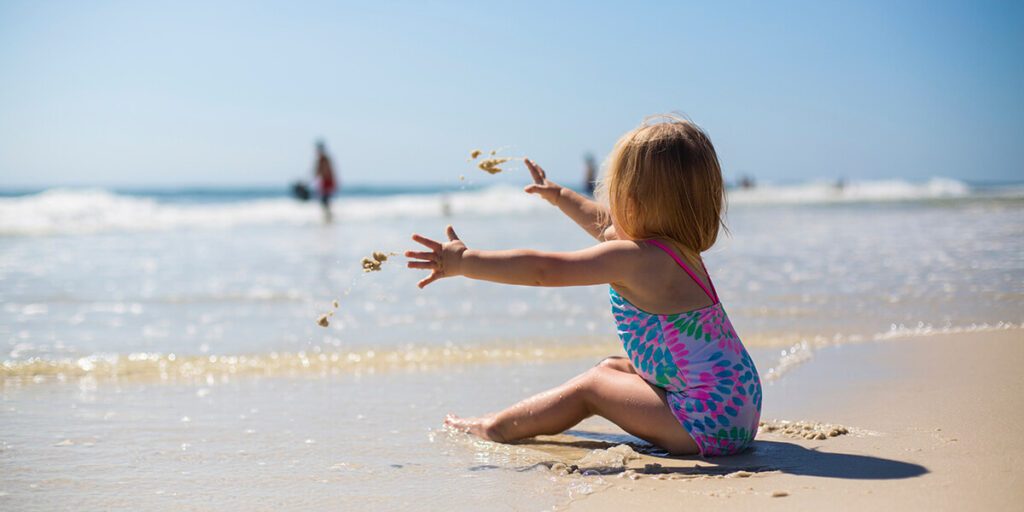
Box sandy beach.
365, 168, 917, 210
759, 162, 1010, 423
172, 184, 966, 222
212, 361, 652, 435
550, 328, 1024, 510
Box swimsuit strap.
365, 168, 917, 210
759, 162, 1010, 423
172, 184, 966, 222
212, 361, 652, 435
646, 239, 719, 304
699, 259, 720, 303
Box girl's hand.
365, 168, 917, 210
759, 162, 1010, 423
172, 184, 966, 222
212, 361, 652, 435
406, 225, 468, 288
523, 159, 563, 206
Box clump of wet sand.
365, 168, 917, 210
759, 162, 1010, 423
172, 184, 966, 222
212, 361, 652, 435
574, 443, 641, 472
759, 419, 849, 440
468, 148, 522, 175
477, 157, 510, 174
361, 251, 394, 272
317, 298, 342, 327
547, 444, 640, 477
317, 313, 332, 327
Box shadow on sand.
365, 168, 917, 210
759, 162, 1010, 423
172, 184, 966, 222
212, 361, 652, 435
505, 429, 927, 480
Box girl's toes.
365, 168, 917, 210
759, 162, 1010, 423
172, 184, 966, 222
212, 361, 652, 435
444, 414, 464, 429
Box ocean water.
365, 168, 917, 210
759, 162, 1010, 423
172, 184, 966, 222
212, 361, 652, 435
1, 179, 1022, 510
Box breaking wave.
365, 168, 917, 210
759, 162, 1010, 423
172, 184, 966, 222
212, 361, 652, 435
0, 178, 1003, 236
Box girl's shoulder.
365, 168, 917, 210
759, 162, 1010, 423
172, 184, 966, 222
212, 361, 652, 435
591, 239, 670, 269
611, 238, 716, 314
597, 238, 690, 265
592, 239, 683, 284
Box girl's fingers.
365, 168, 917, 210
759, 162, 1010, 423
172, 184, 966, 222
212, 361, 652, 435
525, 159, 544, 184
411, 233, 442, 251
417, 271, 443, 288
404, 250, 436, 261
446, 225, 460, 241
533, 161, 547, 180
407, 261, 437, 270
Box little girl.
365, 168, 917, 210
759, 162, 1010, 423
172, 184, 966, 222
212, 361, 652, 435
406, 116, 762, 457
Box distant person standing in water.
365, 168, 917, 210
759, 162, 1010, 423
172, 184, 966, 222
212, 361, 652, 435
583, 153, 597, 196
314, 140, 338, 222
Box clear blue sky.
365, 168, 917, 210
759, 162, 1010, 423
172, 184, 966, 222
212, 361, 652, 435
0, 0, 1021, 187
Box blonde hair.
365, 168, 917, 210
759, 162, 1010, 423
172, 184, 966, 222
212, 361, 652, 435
596, 114, 726, 264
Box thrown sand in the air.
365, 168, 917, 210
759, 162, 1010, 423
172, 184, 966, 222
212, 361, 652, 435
361, 251, 395, 272
477, 158, 510, 174
317, 313, 332, 327
468, 148, 522, 175
317, 298, 342, 327
319, 251, 394, 326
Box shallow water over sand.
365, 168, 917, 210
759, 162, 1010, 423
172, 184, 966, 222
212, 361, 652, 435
4, 360, 646, 510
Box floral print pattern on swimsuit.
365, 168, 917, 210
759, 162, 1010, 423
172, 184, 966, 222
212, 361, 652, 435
609, 242, 762, 457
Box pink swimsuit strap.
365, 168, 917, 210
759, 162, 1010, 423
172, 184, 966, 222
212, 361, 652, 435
646, 239, 719, 304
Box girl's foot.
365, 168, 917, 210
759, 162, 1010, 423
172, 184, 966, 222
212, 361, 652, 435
444, 414, 503, 442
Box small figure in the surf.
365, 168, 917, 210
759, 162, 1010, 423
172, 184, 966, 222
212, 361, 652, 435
738, 174, 756, 190
314, 140, 338, 222
834, 177, 846, 192
440, 193, 452, 217
583, 153, 598, 196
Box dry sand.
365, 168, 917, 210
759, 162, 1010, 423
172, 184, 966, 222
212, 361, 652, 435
551, 329, 1024, 510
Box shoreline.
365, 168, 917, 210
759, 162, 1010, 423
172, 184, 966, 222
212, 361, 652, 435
560, 328, 1023, 510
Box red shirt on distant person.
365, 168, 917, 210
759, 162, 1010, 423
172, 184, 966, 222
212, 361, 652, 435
314, 140, 338, 222
315, 141, 337, 196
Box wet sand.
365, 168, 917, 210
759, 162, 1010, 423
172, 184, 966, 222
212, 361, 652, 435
3, 330, 1020, 510
557, 329, 1024, 510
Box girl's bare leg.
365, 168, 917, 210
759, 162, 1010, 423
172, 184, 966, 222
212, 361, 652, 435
595, 356, 636, 374
445, 359, 698, 455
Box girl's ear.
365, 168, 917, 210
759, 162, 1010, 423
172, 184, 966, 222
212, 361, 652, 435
601, 224, 620, 241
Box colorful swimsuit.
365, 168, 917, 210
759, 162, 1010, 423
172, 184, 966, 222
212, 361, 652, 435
610, 240, 762, 456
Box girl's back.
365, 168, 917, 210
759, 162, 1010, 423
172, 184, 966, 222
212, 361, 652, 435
610, 240, 715, 315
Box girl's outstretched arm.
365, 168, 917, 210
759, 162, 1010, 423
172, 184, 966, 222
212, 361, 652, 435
405, 225, 640, 288
523, 159, 614, 241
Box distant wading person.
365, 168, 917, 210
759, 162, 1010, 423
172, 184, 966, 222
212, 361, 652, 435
314, 140, 338, 222
584, 153, 597, 196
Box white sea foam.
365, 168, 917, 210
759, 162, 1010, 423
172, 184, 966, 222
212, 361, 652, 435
0, 178, 1002, 236
761, 321, 1021, 383
0, 186, 541, 236
727, 177, 971, 205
